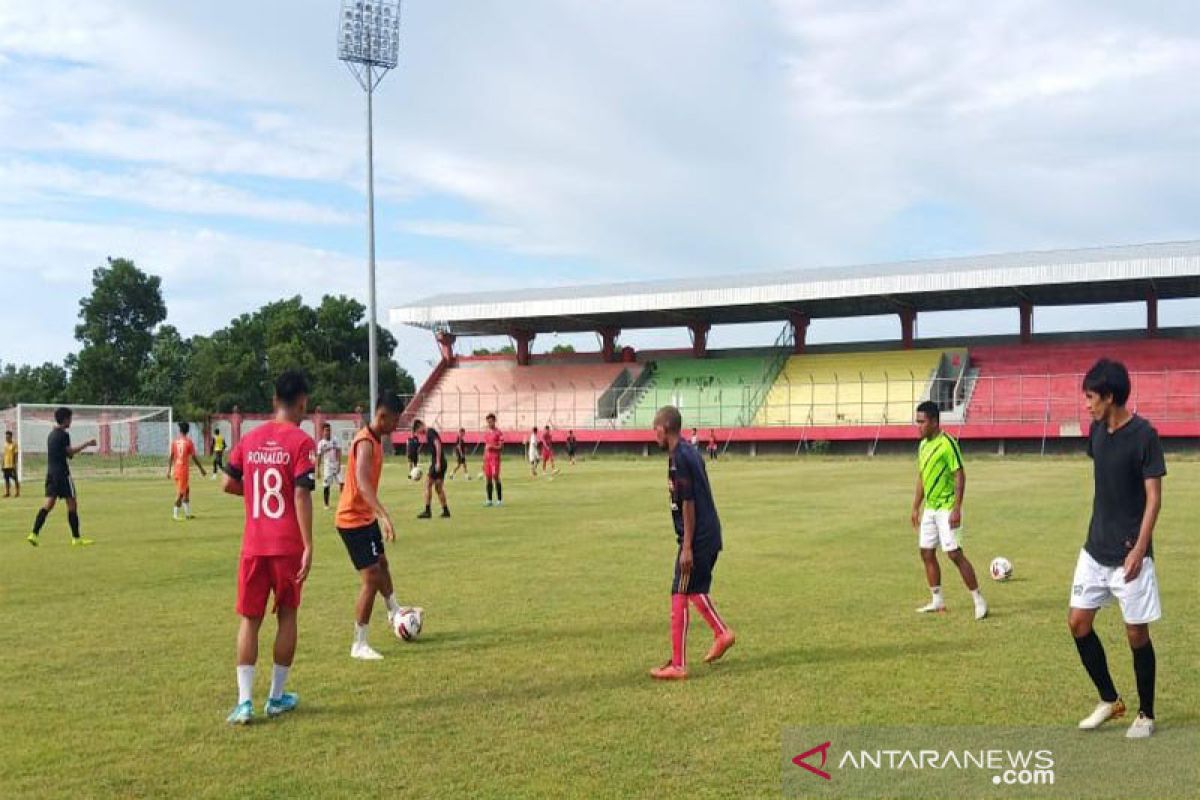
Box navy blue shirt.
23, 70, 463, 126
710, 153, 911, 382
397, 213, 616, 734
669, 441, 721, 551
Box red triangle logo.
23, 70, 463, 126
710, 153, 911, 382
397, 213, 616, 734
792, 741, 832, 781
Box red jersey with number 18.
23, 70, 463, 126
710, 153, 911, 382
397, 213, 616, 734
227, 421, 316, 557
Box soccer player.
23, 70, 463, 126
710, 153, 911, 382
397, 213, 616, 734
1069, 359, 1165, 738
566, 429, 577, 466
482, 413, 504, 507
405, 431, 420, 478
706, 430, 718, 461
649, 405, 735, 680
540, 425, 560, 476
414, 419, 450, 519
316, 423, 343, 510
169, 422, 206, 520
211, 427, 227, 480
450, 427, 470, 480
221, 371, 315, 724
689, 427, 699, 447
911, 401, 987, 620
3, 430, 18, 498
335, 394, 414, 660
27, 407, 96, 547
527, 427, 540, 478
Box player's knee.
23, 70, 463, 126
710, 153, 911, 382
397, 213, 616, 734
919, 548, 937, 562
1125, 624, 1150, 648
1067, 613, 1092, 638
947, 549, 965, 564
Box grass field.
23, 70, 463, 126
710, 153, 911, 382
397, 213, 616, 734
1, 455, 1197, 798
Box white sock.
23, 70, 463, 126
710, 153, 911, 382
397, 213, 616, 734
236, 665, 255, 705
971, 589, 984, 603
183, 502, 191, 516
385, 594, 401, 615
172, 506, 179, 519
354, 623, 369, 646
269, 664, 290, 700
930, 586, 943, 604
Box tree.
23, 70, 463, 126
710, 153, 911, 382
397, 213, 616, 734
472, 345, 516, 356
550, 344, 576, 354
69, 258, 166, 403
137, 326, 197, 418
0, 362, 69, 407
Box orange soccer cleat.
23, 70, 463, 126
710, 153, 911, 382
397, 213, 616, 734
649, 662, 688, 681
704, 631, 736, 664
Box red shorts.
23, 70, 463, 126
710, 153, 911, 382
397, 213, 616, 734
237, 553, 303, 617
483, 456, 501, 479
541, 447, 553, 461
174, 472, 189, 494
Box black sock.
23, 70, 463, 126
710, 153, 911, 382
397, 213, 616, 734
496, 480, 503, 502
68, 511, 81, 539
424, 503, 430, 513
486, 480, 493, 502
1132, 641, 1156, 719
323, 486, 330, 506
1074, 631, 1119, 703
33, 507, 49, 534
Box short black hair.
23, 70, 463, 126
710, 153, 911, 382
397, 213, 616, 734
375, 393, 403, 414
275, 370, 310, 404
1082, 358, 1131, 406
485, 412, 496, 421
178, 421, 190, 434
54, 407, 72, 425
411, 419, 424, 432
322, 422, 331, 430
654, 405, 682, 433
458, 427, 465, 433
4, 430, 11, 438
915, 400, 940, 421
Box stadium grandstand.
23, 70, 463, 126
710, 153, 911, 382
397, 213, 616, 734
390, 241, 1200, 453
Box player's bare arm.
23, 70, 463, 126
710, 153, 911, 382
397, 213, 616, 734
910, 475, 924, 528
68, 439, 97, 458
679, 499, 696, 581
1123, 476, 1161, 581
221, 472, 244, 496
294, 484, 314, 583
192, 452, 207, 477
354, 438, 394, 540
949, 467, 965, 528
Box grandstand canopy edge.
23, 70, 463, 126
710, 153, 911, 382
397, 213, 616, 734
390, 241, 1200, 356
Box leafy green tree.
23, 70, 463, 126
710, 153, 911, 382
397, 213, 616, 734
69, 258, 166, 403
0, 362, 69, 407
137, 325, 199, 418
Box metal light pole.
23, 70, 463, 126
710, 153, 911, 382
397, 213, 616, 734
337, 0, 401, 409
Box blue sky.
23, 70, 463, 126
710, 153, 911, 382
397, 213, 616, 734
1, 0, 1197, 386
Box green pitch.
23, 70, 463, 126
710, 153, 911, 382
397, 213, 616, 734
1, 456, 1197, 798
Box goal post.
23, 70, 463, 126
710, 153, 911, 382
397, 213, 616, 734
1, 404, 173, 482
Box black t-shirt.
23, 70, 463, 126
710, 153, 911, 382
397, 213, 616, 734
669, 441, 722, 552
46, 428, 71, 477
567, 434, 577, 450
406, 435, 419, 459
427, 429, 445, 467
1085, 415, 1166, 567
455, 435, 466, 457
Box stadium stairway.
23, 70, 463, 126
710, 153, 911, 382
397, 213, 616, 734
753, 349, 950, 426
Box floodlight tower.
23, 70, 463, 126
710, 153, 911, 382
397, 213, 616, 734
337, 0, 401, 410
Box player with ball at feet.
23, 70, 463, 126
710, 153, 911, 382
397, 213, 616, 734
336, 394, 421, 660
911, 401, 987, 620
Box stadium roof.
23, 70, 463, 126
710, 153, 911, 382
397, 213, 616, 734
390, 240, 1200, 336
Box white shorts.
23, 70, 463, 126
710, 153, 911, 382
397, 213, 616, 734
1069, 549, 1161, 624
323, 467, 342, 487
918, 508, 961, 552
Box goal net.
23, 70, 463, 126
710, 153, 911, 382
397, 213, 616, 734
0, 404, 173, 482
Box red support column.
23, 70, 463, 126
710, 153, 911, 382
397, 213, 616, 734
1146, 288, 1158, 338
598, 327, 621, 362
689, 322, 711, 358
510, 330, 535, 366
231, 406, 243, 448
435, 330, 457, 363
899, 308, 917, 350
789, 312, 810, 354
1019, 301, 1034, 343
98, 412, 112, 455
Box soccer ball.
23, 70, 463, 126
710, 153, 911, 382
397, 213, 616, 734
989, 557, 1013, 582
409, 466, 423, 481
393, 609, 423, 641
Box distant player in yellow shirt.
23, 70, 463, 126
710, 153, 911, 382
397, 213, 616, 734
211, 428, 227, 480
3, 430, 18, 498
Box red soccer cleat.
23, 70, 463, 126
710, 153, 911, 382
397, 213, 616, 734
649, 662, 688, 681
704, 631, 736, 663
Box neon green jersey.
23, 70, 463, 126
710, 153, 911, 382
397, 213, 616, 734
918, 432, 963, 511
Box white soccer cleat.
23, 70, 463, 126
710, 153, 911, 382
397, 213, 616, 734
974, 599, 989, 620
916, 601, 946, 614
350, 643, 384, 661
1078, 698, 1126, 730
1126, 712, 1155, 739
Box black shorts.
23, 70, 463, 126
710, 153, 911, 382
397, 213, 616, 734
45, 473, 75, 499
428, 461, 447, 481
566, 445, 576, 456
456, 453, 466, 465
672, 547, 719, 595
3, 467, 16, 482
338, 522, 384, 570
213, 451, 225, 467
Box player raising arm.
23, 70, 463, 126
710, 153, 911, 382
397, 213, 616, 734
28, 407, 96, 547
336, 394, 417, 660
221, 371, 315, 725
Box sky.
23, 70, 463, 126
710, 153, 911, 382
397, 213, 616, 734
1, 0, 1197, 387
